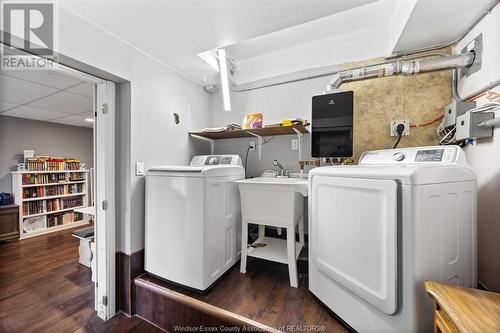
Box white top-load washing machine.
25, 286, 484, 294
308, 146, 477, 333
145, 155, 244, 291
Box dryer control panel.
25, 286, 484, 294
190, 155, 243, 167
359, 146, 467, 166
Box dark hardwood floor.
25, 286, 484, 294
0, 228, 163, 333
140, 257, 349, 332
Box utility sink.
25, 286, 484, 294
235, 177, 308, 228
235, 177, 308, 196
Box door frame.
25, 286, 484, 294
50, 65, 117, 320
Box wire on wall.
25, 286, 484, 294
392, 124, 406, 149
411, 114, 444, 128
244, 137, 274, 178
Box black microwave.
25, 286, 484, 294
311, 91, 353, 158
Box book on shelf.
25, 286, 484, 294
24, 156, 82, 171
22, 183, 84, 199
22, 197, 84, 215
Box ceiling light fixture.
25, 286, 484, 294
85, 118, 95, 123
218, 48, 231, 112
197, 49, 220, 72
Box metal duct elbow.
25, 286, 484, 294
326, 73, 345, 91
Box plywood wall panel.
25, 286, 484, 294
340, 52, 453, 161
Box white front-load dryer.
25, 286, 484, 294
145, 155, 244, 291
308, 146, 477, 333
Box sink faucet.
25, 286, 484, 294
298, 159, 321, 179
273, 160, 287, 177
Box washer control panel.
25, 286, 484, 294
415, 149, 444, 162
360, 146, 464, 165
190, 155, 243, 167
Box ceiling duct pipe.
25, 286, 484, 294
326, 51, 476, 91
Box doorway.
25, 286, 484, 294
0, 46, 117, 321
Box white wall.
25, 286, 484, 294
455, 4, 500, 291
0, 115, 93, 193
56, 6, 211, 254
209, 75, 336, 176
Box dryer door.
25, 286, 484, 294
311, 176, 398, 314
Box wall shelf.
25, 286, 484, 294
189, 124, 309, 161
189, 124, 309, 140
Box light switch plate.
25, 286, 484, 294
136, 161, 145, 176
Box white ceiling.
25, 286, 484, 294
59, 0, 378, 84
58, 0, 497, 85
393, 0, 497, 52
225, 0, 395, 61
0, 70, 94, 128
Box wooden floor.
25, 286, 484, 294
0, 228, 162, 333
142, 257, 350, 332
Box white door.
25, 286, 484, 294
310, 176, 398, 314
94, 81, 116, 319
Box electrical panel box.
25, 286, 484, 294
455, 111, 494, 141
443, 101, 476, 128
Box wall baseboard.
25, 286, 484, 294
478, 280, 490, 291
116, 249, 144, 315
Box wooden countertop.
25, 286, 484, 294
425, 281, 500, 333
0, 204, 19, 210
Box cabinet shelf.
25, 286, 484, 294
12, 169, 89, 174
20, 220, 89, 240
22, 206, 86, 219
22, 180, 86, 188
189, 124, 309, 140
22, 192, 86, 202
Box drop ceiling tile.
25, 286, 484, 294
0, 70, 84, 89
49, 114, 94, 128
2, 105, 70, 121
29, 90, 93, 114
0, 100, 18, 112
0, 74, 58, 104
66, 82, 94, 98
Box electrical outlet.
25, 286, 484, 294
249, 141, 256, 151
390, 119, 410, 137
291, 139, 298, 150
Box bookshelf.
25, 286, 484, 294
12, 169, 91, 239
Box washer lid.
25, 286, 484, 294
147, 165, 244, 177
310, 146, 476, 185
309, 165, 476, 185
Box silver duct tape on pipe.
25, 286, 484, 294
326, 52, 475, 90
408, 52, 475, 74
